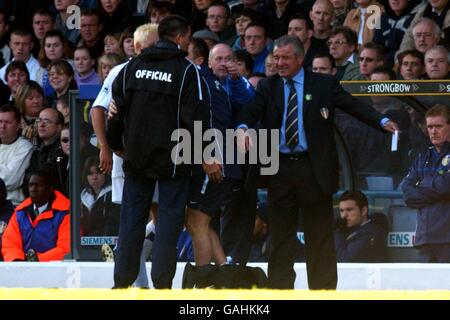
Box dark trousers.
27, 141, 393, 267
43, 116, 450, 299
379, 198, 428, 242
419, 244, 450, 262
113, 174, 189, 288
267, 156, 337, 289
221, 180, 257, 265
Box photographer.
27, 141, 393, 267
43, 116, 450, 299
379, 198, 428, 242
334, 191, 388, 262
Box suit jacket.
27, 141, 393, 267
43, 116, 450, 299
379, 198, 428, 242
238, 70, 385, 194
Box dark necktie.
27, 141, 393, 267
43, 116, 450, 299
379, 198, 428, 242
285, 79, 298, 151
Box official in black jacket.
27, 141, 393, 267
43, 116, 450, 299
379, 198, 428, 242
108, 15, 211, 289
237, 35, 398, 289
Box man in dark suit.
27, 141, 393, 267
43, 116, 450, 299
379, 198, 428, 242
237, 35, 398, 289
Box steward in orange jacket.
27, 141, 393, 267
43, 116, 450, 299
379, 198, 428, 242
1, 170, 70, 261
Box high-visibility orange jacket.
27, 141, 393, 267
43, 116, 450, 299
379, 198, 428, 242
1, 191, 70, 262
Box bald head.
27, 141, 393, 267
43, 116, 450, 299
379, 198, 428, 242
37, 108, 64, 144
310, 0, 334, 38
209, 43, 234, 80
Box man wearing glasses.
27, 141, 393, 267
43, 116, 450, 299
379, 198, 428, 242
205, 1, 236, 46
327, 26, 359, 81
26, 108, 64, 191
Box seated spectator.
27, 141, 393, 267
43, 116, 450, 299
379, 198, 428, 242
312, 52, 337, 75
358, 42, 385, 80
103, 33, 123, 56
5, 60, 30, 102
266, 0, 304, 40
56, 95, 70, 124
235, 49, 254, 79
78, 9, 105, 61
80, 156, 120, 237
1, 169, 70, 262
0, 8, 11, 68
328, 26, 359, 80
205, 1, 237, 46
401, 104, 450, 262
31, 9, 55, 58
401, 17, 442, 55
54, 123, 69, 197
47, 60, 77, 108
398, 0, 450, 54
244, 22, 270, 74
191, 0, 212, 32
397, 49, 425, 80
344, 0, 384, 46
0, 104, 33, 206
54, 0, 80, 47
231, 7, 261, 51
330, 0, 351, 27
264, 52, 277, 77
97, 53, 125, 83
36, 30, 74, 98
373, 0, 422, 68
74, 46, 102, 87
147, 0, 175, 24
0, 29, 40, 84
425, 45, 450, 79
309, 0, 335, 45
192, 29, 220, 49
98, 0, 133, 36
334, 191, 388, 262
0, 177, 14, 261
14, 80, 45, 146
119, 27, 136, 59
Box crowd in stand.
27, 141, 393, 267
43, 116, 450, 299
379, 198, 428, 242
0, 0, 449, 268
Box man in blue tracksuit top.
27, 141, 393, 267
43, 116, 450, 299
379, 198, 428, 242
185, 43, 254, 284
401, 104, 450, 262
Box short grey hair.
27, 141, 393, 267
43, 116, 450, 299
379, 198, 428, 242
273, 35, 305, 57
425, 45, 450, 63
412, 17, 442, 39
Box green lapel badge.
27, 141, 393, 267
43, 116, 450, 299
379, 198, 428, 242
305, 94, 312, 101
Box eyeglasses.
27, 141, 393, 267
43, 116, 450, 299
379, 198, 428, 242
359, 57, 376, 63
413, 32, 434, 39
207, 15, 226, 21
326, 40, 347, 47
36, 118, 59, 125
61, 137, 69, 143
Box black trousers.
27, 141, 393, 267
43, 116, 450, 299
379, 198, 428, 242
267, 155, 337, 289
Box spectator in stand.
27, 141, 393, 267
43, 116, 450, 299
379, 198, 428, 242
0, 104, 34, 206
55, 123, 69, 196
147, 0, 175, 24
0, 29, 40, 84
235, 49, 254, 79
56, 95, 70, 124
103, 33, 123, 56
0, 0, 52, 31
330, 0, 351, 27
36, 30, 74, 98
312, 52, 337, 75
344, 0, 384, 46
328, 26, 359, 80
402, 104, 450, 262
288, 13, 328, 71
373, 0, 422, 68
425, 45, 450, 79
401, 17, 442, 55
74, 46, 102, 87
31, 9, 55, 58
80, 155, 120, 237
205, 1, 237, 46
0, 177, 14, 261
98, 0, 133, 36
310, 0, 335, 47
358, 42, 385, 80
78, 9, 105, 61
119, 28, 136, 59
231, 7, 261, 51
244, 22, 270, 73
397, 49, 425, 80
266, 0, 303, 40
192, 0, 213, 32
334, 191, 388, 262
47, 60, 77, 108
54, 0, 80, 48
264, 52, 278, 77
97, 53, 125, 82
14, 81, 46, 147
4, 61, 30, 102
192, 29, 220, 49
399, 0, 450, 54
1, 169, 70, 262
0, 9, 10, 68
